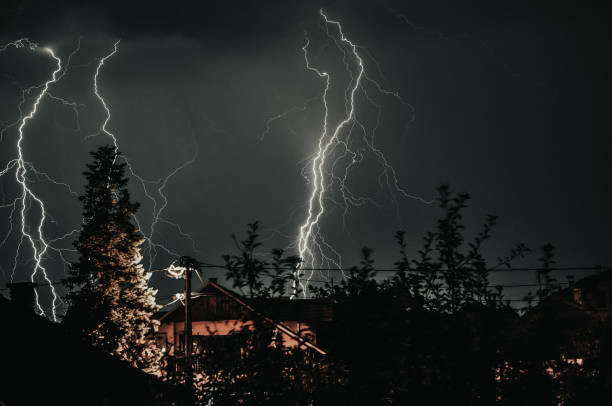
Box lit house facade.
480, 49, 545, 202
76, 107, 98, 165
155, 280, 332, 357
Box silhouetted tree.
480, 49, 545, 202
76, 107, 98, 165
403, 183, 530, 312
173, 185, 606, 405
222, 221, 300, 298
190, 222, 342, 404
536, 242, 560, 300
311, 184, 534, 404
65, 145, 160, 372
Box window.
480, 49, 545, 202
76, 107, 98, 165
572, 288, 582, 305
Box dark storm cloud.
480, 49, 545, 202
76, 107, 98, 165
1, 0, 312, 40
2, 0, 606, 40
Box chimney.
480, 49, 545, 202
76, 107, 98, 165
7, 282, 37, 315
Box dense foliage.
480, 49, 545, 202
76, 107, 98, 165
63, 157, 611, 405
181, 184, 611, 405
65, 145, 160, 372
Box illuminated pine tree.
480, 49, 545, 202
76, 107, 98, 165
65, 145, 161, 373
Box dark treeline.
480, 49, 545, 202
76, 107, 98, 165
61, 146, 611, 405
162, 184, 612, 405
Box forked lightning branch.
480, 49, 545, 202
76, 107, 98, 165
293, 10, 429, 295
0, 10, 428, 317
0, 39, 197, 319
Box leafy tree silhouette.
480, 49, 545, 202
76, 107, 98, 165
170, 183, 611, 405
222, 221, 300, 298
189, 221, 343, 405
311, 184, 533, 404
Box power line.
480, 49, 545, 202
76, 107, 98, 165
195, 263, 609, 273
3, 266, 601, 291
301, 280, 572, 288
0, 280, 573, 305
2, 265, 604, 295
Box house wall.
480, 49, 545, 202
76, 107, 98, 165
157, 319, 314, 355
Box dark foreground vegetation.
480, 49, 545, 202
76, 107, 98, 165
181, 185, 611, 405
3, 146, 609, 405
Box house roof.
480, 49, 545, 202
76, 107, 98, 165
571, 268, 612, 291
0, 293, 191, 405
158, 281, 327, 355
520, 269, 612, 331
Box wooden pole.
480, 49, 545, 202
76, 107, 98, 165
184, 260, 193, 388
291, 263, 298, 300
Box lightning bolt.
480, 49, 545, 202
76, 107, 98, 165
87, 41, 199, 272
89, 40, 119, 151
288, 10, 431, 296
1, 38, 198, 318
0, 39, 65, 320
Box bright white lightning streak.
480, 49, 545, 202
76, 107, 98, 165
0, 39, 93, 318
89, 41, 199, 270
0, 38, 36, 53
90, 40, 119, 151
8, 45, 63, 321
126, 150, 199, 267
1, 38, 194, 316
259, 95, 319, 141
295, 10, 430, 296
296, 11, 365, 291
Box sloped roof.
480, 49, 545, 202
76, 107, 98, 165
530, 269, 612, 315
519, 269, 612, 337
0, 294, 191, 405
571, 268, 612, 292
158, 281, 327, 355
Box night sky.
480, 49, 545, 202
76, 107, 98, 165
1, 0, 610, 309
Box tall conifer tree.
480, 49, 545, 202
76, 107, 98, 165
66, 145, 160, 372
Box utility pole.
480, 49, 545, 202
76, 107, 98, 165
291, 262, 301, 300
180, 256, 196, 388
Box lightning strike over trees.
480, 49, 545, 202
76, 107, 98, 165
293, 10, 430, 295
0, 39, 66, 321
65, 145, 160, 372
0, 2, 609, 404
88, 41, 199, 269
0, 39, 198, 318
